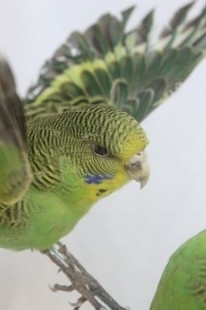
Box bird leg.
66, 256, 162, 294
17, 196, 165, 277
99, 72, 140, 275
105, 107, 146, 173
42, 242, 128, 310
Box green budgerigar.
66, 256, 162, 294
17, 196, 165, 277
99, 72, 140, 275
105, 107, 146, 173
0, 2, 205, 251
150, 230, 206, 309
0, 61, 149, 250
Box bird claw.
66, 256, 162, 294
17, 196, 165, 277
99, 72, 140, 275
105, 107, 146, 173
57, 241, 67, 254
70, 296, 87, 310
50, 283, 74, 292
44, 243, 127, 310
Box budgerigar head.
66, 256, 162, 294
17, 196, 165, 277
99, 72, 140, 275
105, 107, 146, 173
57, 104, 150, 197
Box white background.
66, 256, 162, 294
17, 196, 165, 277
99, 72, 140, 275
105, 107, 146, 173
0, 0, 206, 309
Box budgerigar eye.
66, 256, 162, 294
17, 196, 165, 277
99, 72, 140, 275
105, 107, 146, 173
93, 144, 108, 156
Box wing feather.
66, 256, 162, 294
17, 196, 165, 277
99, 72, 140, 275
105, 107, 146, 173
25, 2, 206, 122
0, 59, 32, 205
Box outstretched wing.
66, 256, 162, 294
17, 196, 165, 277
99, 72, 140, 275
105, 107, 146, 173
0, 59, 32, 205
25, 2, 206, 122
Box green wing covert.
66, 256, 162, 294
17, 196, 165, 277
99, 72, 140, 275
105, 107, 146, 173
25, 3, 206, 123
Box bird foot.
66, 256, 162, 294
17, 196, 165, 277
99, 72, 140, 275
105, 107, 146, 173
43, 242, 128, 310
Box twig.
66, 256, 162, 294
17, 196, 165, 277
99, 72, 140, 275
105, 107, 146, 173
42, 243, 128, 310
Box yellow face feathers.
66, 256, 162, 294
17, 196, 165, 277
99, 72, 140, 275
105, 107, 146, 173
29, 103, 150, 200
115, 119, 148, 162
61, 104, 150, 189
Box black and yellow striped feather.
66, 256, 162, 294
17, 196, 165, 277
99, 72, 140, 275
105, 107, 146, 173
25, 2, 206, 122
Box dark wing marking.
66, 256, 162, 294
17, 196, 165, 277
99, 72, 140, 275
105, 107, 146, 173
25, 3, 206, 122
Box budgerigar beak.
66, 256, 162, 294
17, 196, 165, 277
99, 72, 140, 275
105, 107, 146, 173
125, 151, 150, 189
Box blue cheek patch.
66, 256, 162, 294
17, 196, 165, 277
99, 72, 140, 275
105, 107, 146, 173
85, 174, 113, 185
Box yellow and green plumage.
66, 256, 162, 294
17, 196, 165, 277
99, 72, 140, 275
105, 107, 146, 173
0, 3, 205, 251
0, 65, 149, 250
